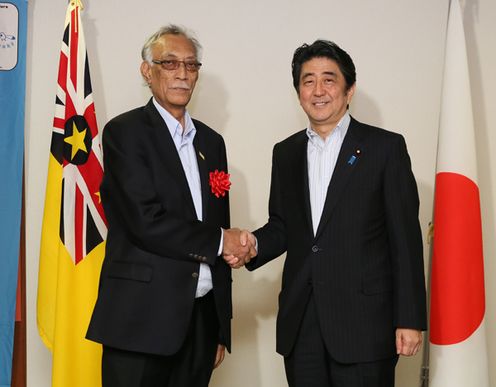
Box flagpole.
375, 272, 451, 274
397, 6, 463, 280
420, 222, 434, 387
420, 2, 453, 385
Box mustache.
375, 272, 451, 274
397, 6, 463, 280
170, 82, 191, 90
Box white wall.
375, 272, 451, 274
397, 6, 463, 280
25, 0, 496, 386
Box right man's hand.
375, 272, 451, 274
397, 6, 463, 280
395, 328, 422, 356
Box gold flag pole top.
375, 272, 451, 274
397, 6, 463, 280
71, 0, 84, 10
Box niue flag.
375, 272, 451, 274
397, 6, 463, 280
37, 1, 107, 386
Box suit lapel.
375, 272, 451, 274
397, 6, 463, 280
292, 132, 314, 238
315, 118, 365, 239
193, 129, 209, 221
144, 100, 197, 218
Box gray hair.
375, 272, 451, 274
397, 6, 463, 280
141, 24, 203, 63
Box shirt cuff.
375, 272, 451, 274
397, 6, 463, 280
217, 228, 224, 256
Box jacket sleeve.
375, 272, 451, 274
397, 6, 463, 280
248, 143, 288, 270
383, 134, 427, 330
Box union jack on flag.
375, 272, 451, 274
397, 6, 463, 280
50, 0, 107, 264
38, 1, 107, 386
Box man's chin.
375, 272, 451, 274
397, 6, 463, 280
168, 96, 193, 107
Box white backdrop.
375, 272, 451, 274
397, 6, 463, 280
25, 0, 496, 386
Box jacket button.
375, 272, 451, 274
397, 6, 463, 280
192, 272, 199, 278
311, 245, 319, 253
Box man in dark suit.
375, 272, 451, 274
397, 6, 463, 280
87, 25, 251, 387
229, 40, 427, 386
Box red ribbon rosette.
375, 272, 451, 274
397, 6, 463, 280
209, 169, 231, 198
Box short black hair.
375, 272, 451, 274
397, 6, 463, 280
291, 40, 356, 94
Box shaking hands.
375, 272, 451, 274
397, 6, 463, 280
222, 228, 257, 269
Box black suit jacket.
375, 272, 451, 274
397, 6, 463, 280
248, 117, 426, 363
87, 99, 231, 355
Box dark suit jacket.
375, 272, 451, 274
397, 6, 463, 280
87, 99, 231, 355
247, 117, 426, 363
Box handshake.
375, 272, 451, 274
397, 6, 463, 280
222, 228, 257, 269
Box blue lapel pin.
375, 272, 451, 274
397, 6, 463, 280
347, 149, 361, 165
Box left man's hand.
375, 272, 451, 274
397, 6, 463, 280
222, 229, 256, 268
213, 344, 226, 369
395, 328, 422, 356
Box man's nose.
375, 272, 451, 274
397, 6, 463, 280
314, 81, 324, 96
175, 62, 188, 79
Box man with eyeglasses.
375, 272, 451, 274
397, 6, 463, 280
87, 25, 251, 387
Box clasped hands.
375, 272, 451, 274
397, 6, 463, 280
222, 228, 257, 269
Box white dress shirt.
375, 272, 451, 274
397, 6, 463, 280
153, 98, 212, 297
307, 113, 351, 235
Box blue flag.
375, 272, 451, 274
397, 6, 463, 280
0, 1, 27, 385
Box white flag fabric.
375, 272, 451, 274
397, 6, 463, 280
429, 0, 489, 386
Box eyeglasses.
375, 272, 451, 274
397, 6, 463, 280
152, 59, 202, 72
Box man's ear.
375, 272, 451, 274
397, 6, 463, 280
140, 61, 152, 85
346, 83, 356, 105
